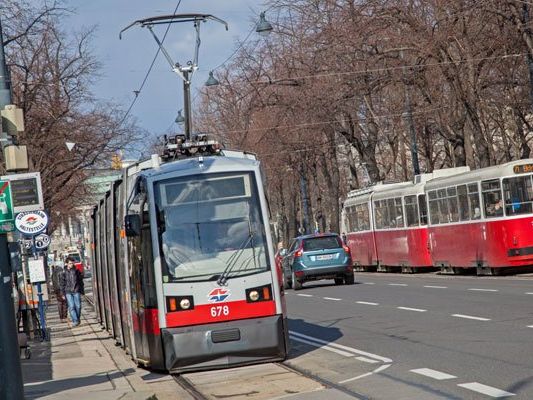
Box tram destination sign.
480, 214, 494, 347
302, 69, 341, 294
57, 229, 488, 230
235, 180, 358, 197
513, 164, 533, 174
1, 172, 44, 213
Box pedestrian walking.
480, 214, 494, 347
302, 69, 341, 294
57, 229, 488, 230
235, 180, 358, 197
60, 257, 84, 326
51, 263, 68, 322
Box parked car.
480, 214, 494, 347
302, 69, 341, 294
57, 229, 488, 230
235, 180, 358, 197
281, 233, 354, 290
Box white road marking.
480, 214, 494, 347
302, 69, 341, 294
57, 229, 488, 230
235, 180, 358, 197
410, 368, 457, 380
388, 283, 408, 286
527, 325, 533, 328
296, 294, 313, 297
289, 330, 392, 363
356, 356, 379, 364
289, 336, 354, 357
468, 288, 499, 292
357, 301, 379, 306
424, 285, 447, 289
458, 382, 515, 398
363, 282, 375, 285
526, 292, 533, 295
323, 297, 341, 301
452, 314, 491, 321
338, 364, 391, 384
397, 307, 427, 312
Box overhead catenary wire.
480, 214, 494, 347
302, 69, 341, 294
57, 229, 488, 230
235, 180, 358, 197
240, 52, 531, 86
118, 0, 183, 126
216, 104, 449, 138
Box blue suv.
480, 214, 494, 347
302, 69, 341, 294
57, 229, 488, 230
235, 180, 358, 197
281, 233, 354, 290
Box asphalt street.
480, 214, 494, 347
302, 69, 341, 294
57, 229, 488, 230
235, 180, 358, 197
284, 272, 533, 399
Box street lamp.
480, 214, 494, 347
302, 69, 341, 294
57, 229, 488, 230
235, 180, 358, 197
205, 71, 220, 87
175, 109, 185, 124
256, 11, 273, 36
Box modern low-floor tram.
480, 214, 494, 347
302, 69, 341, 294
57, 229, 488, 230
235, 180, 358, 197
90, 141, 289, 373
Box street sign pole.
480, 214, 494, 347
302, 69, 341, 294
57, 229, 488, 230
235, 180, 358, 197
30, 238, 47, 341
0, 16, 24, 400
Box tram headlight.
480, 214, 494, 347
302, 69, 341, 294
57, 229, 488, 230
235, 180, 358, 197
248, 290, 260, 302
245, 284, 272, 303
180, 298, 191, 310
166, 295, 194, 312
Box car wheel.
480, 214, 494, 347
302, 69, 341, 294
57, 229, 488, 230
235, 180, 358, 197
292, 271, 303, 290
345, 272, 355, 285
334, 277, 344, 285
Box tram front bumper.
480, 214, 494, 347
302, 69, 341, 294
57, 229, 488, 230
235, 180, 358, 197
161, 314, 288, 373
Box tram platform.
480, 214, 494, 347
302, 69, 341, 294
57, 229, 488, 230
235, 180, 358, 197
21, 298, 193, 400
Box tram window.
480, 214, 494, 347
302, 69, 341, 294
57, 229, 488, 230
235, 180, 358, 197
360, 204, 370, 230
482, 179, 504, 218
387, 198, 398, 228
405, 195, 419, 227
418, 195, 428, 225
428, 190, 440, 224
458, 185, 469, 221
350, 207, 359, 231
436, 187, 450, 223
503, 176, 533, 216
468, 183, 481, 220
374, 200, 388, 229
429, 198, 440, 224
394, 198, 404, 227
447, 187, 459, 223
156, 172, 269, 282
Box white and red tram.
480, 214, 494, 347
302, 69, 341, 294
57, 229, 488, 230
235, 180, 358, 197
342, 167, 468, 273
425, 159, 533, 275
90, 138, 289, 373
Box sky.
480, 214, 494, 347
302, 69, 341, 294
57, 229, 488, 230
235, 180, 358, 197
65, 0, 267, 139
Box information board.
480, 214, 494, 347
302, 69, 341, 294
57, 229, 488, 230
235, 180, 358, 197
1, 172, 44, 213
28, 258, 46, 283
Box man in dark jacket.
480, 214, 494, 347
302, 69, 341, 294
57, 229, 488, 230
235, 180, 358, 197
52, 264, 68, 322
60, 257, 84, 326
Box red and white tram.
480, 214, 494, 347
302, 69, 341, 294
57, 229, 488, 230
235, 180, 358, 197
90, 138, 289, 373
425, 159, 533, 275
342, 167, 468, 273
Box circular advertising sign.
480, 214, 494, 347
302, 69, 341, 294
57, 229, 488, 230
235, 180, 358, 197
15, 210, 49, 235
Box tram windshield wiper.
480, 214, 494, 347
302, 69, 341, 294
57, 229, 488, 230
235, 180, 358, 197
216, 232, 254, 286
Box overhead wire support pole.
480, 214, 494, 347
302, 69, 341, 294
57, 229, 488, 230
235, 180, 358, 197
120, 13, 228, 142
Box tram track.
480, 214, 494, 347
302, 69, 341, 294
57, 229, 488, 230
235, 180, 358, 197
172, 361, 370, 400
173, 374, 209, 400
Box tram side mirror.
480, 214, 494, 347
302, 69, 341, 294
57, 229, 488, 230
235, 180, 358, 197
124, 214, 141, 237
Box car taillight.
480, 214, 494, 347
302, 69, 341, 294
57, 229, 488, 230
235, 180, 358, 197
343, 245, 351, 255
295, 248, 303, 257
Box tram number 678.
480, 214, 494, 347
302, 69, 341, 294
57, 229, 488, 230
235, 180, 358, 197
210, 305, 230, 317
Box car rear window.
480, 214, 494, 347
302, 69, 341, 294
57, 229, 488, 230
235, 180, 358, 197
303, 236, 342, 251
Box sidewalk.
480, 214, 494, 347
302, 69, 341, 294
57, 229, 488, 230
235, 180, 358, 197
22, 298, 193, 400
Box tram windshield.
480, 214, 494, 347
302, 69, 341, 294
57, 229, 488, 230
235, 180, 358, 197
154, 172, 269, 282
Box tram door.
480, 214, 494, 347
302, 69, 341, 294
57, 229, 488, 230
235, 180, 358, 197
126, 182, 157, 366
